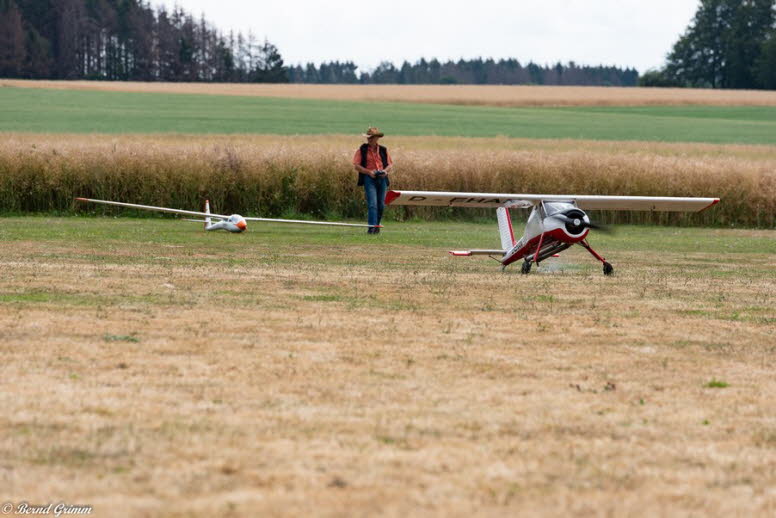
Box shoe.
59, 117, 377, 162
367, 228, 375, 234
374, 227, 381, 234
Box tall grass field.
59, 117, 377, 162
1, 134, 774, 227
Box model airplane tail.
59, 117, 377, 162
204, 199, 211, 230
448, 207, 515, 258
496, 207, 516, 249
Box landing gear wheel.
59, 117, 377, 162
603, 262, 614, 276
521, 259, 532, 275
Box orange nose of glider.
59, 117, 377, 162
237, 220, 247, 231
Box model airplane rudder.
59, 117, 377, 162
496, 207, 516, 250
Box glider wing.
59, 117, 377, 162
243, 217, 374, 228
75, 198, 230, 219
77, 198, 376, 227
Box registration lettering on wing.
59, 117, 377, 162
449, 197, 504, 205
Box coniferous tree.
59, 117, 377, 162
371, 61, 399, 83
754, 29, 776, 88
0, 0, 26, 77
256, 39, 287, 83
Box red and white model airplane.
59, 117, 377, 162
385, 190, 719, 275
75, 198, 377, 232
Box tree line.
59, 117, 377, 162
0, 0, 637, 86
0, 0, 286, 82
4, 0, 774, 89
643, 0, 776, 89
288, 59, 639, 86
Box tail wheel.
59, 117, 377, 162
521, 259, 532, 274
603, 262, 614, 276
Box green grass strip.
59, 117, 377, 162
2, 87, 776, 144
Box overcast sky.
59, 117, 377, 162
155, 0, 699, 73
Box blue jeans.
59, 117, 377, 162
363, 175, 387, 227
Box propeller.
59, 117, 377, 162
549, 210, 613, 234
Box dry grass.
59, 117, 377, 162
5, 79, 776, 107
0, 219, 774, 516
1, 134, 774, 227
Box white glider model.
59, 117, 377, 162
76, 198, 378, 232
385, 190, 719, 275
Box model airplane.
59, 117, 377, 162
75, 198, 378, 232
384, 190, 719, 275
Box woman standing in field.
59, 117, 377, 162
353, 127, 393, 234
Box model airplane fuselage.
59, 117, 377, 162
500, 201, 589, 266
385, 191, 720, 275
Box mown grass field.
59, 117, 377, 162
3, 86, 776, 144
0, 218, 774, 516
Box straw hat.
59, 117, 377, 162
362, 127, 385, 139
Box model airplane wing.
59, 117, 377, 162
384, 191, 719, 212
76, 198, 231, 219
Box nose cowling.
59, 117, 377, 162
236, 219, 247, 231
561, 208, 588, 235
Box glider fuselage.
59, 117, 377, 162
205, 214, 247, 233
